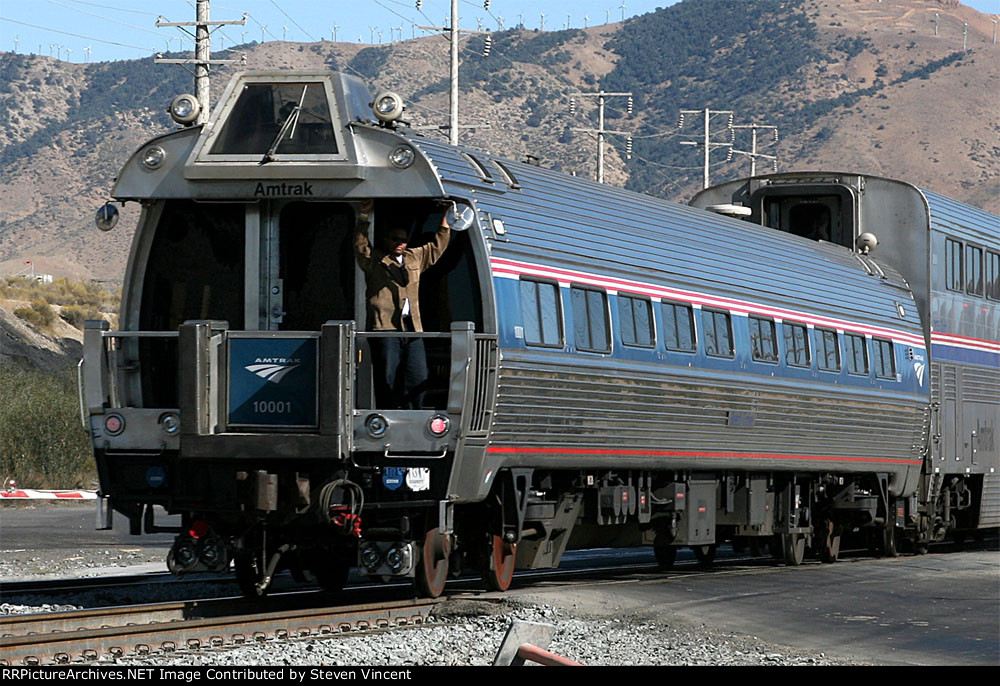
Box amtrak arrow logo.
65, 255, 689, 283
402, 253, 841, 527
245, 361, 300, 384
914, 362, 926, 387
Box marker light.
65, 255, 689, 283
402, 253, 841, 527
141, 145, 166, 170
104, 413, 125, 436
428, 415, 450, 437
168, 93, 201, 125
389, 145, 415, 169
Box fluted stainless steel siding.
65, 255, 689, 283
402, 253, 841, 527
406, 138, 928, 492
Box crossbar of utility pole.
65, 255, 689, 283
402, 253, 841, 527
569, 90, 633, 183
417, 0, 490, 145
730, 122, 778, 177
678, 108, 733, 189
155, 0, 247, 125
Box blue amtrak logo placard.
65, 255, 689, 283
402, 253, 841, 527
228, 337, 318, 428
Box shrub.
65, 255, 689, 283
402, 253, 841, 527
0, 366, 95, 489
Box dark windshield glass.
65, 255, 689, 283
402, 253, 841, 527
210, 83, 338, 155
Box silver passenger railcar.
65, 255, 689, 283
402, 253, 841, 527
84, 71, 940, 597
693, 173, 1000, 548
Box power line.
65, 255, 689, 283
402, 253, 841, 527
266, 0, 316, 41
0, 15, 153, 52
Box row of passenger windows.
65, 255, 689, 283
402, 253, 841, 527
945, 238, 1000, 300
519, 279, 898, 379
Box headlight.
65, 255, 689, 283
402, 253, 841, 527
168, 93, 201, 125
160, 412, 180, 435
389, 146, 415, 169
360, 544, 382, 570
365, 413, 388, 438
371, 92, 404, 122
141, 145, 166, 170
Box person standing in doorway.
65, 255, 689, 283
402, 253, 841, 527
354, 199, 451, 408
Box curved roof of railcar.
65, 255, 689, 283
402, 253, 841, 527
921, 187, 999, 248
407, 136, 921, 337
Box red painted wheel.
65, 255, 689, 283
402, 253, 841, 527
415, 528, 451, 598
481, 535, 517, 592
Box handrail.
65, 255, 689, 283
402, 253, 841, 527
76, 359, 87, 430
102, 330, 179, 338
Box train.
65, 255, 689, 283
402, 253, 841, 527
81, 69, 999, 598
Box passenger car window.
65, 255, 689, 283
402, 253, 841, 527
571, 286, 611, 353
749, 316, 778, 362
619, 294, 654, 348
520, 279, 562, 347
784, 322, 810, 368
987, 251, 1000, 301
702, 309, 733, 358
815, 328, 840, 372
844, 333, 869, 375
872, 338, 895, 379
946, 239, 963, 292
966, 245, 984, 296
662, 301, 696, 352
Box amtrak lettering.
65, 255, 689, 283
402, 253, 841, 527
254, 181, 314, 197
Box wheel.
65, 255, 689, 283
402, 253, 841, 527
748, 538, 764, 558
818, 521, 841, 564
654, 543, 677, 570
234, 551, 271, 598
480, 535, 517, 592
313, 559, 351, 593
731, 537, 747, 553
693, 544, 716, 567
781, 533, 805, 566
414, 528, 451, 598
881, 523, 900, 558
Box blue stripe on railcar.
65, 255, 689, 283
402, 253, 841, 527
494, 277, 927, 398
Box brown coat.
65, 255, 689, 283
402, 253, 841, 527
354, 219, 450, 331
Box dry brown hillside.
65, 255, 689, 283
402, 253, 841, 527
0, 0, 996, 285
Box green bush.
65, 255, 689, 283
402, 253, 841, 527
13, 300, 56, 330
0, 365, 95, 490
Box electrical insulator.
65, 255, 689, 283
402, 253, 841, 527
484, 0, 491, 9
677, 114, 684, 128
625, 136, 632, 160
626, 96, 633, 115
482, 34, 492, 56
725, 148, 733, 162
416, 0, 422, 8
569, 97, 575, 114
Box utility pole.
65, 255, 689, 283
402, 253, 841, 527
418, 0, 490, 146
570, 90, 634, 183
963, 22, 968, 50
730, 122, 778, 177
156, 0, 247, 126
678, 108, 733, 189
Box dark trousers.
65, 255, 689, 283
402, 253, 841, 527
369, 336, 428, 409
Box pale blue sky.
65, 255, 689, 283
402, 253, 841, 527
1, 0, 996, 63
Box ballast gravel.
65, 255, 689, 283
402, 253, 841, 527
104, 600, 853, 666
2, 542, 860, 665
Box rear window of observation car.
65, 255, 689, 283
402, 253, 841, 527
210, 83, 338, 155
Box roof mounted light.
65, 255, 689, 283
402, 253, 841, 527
372, 92, 405, 123
168, 93, 201, 125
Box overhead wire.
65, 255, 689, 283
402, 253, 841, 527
0, 15, 153, 52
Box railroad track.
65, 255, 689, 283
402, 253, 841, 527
0, 595, 438, 666
4, 537, 994, 665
